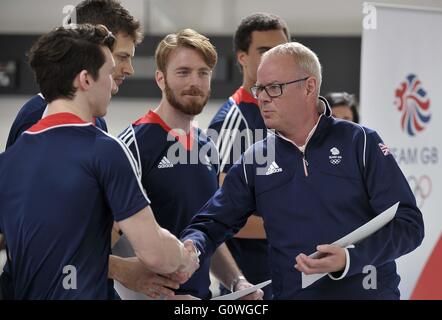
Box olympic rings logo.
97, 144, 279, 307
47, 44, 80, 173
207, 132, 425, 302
407, 175, 432, 208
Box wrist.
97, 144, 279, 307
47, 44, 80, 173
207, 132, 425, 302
108, 255, 122, 280
230, 275, 246, 292
328, 247, 350, 280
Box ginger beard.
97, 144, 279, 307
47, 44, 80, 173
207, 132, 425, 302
164, 77, 210, 116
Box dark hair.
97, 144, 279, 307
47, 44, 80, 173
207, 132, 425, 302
75, 0, 143, 44
28, 24, 115, 103
234, 12, 290, 53
325, 92, 360, 123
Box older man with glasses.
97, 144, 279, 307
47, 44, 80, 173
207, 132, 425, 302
181, 42, 424, 299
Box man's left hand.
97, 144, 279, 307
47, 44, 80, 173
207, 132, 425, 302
294, 244, 346, 275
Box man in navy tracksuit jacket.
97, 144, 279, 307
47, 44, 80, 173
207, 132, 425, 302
1, 0, 159, 300
118, 29, 263, 300
181, 42, 424, 299
208, 14, 290, 299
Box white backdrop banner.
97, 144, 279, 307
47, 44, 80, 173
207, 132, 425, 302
360, 3, 442, 299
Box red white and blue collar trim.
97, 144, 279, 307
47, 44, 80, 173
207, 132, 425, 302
25, 112, 93, 134
231, 87, 258, 106
133, 110, 195, 150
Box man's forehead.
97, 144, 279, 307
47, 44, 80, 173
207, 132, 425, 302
114, 31, 136, 42
250, 29, 288, 47
261, 54, 293, 69
258, 55, 278, 72
112, 33, 136, 54
258, 56, 294, 80
167, 48, 210, 70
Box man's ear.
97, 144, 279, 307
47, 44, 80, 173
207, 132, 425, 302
305, 77, 318, 97
155, 69, 165, 90
236, 51, 248, 70
74, 70, 91, 91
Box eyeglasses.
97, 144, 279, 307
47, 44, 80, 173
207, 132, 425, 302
251, 77, 309, 99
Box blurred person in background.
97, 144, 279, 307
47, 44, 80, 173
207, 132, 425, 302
207, 13, 290, 299
325, 92, 359, 123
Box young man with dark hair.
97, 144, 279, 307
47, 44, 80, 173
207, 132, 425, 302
118, 29, 263, 300
75, 0, 142, 92
207, 13, 290, 299
1, 0, 172, 300
5, 0, 142, 148
76, 0, 143, 43
0, 24, 199, 300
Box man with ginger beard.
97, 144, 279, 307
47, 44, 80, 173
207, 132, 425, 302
118, 29, 263, 300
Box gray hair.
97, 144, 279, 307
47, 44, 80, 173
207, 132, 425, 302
262, 42, 322, 96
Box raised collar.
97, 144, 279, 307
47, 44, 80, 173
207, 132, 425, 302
231, 87, 258, 106
133, 110, 195, 151
26, 112, 91, 133
276, 114, 324, 152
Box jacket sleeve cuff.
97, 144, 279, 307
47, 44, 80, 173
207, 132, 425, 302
328, 247, 350, 280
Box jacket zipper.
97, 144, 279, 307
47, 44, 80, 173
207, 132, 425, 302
302, 153, 309, 177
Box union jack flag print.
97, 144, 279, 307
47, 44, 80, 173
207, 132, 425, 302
379, 143, 390, 156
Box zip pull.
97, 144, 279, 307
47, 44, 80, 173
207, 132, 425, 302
303, 155, 309, 177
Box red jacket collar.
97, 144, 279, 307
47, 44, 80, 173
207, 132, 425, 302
27, 112, 91, 133
231, 87, 258, 106
133, 110, 194, 151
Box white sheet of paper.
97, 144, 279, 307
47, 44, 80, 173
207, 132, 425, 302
211, 280, 272, 300
114, 280, 152, 300
301, 201, 400, 289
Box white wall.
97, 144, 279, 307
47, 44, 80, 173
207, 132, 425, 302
0, 0, 145, 34
0, 95, 222, 151
1, 0, 442, 36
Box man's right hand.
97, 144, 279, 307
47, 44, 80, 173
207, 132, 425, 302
177, 239, 200, 280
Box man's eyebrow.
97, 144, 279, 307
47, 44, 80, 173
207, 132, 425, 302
175, 67, 190, 71
256, 46, 272, 52
115, 52, 131, 57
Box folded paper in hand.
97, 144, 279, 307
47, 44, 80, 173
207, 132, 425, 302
301, 201, 400, 288
211, 280, 272, 300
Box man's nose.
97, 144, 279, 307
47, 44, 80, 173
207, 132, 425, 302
123, 60, 134, 76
